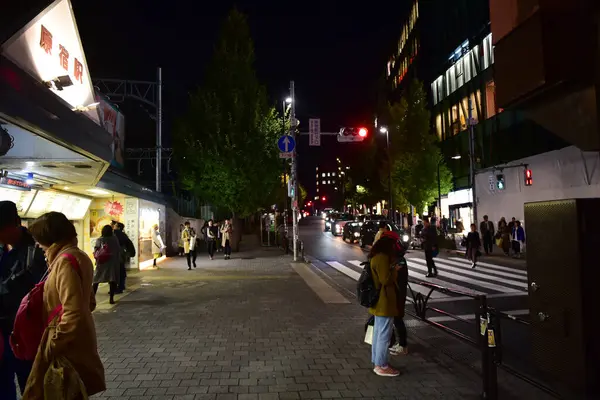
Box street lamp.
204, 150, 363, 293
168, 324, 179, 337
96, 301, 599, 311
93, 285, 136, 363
379, 126, 393, 221
437, 155, 462, 219
281, 97, 293, 237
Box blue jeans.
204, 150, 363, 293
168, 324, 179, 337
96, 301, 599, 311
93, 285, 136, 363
0, 334, 33, 400
371, 316, 394, 367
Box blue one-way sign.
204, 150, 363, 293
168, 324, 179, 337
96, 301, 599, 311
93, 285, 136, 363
277, 135, 296, 153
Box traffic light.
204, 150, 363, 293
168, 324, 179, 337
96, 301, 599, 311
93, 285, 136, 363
321, 196, 326, 201
525, 169, 533, 186
337, 127, 368, 142
496, 174, 505, 190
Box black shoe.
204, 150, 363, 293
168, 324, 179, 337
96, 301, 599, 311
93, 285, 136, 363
425, 273, 435, 278
433, 271, 439, 277
193, 264, 197, 268
188, 267, 191, 270
109, 297, 115, 305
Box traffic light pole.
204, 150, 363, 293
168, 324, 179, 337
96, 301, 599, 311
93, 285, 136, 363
290, 81, 299, 262
468, 98, 478, 225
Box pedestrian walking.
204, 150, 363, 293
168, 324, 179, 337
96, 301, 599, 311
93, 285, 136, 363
466, 223, 482, 268
0, 201, 47, 400
511, 220, 526, 258
92, 225, 121, 304
479, 215, 494, 255
221, 219, 233, 259
113, 222, 135, 293
25, 212, 105, 398
151, 224, 165, 267
422, 217, 438, 277
182, 221, 192, 270
189, 228, 198, 268
368, 232, 403, 377
206, 220, 218, 260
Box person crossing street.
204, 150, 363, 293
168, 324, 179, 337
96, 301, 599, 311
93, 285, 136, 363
422, 217, 438, 278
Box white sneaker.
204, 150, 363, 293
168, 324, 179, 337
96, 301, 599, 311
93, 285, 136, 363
389, 344, 408, 355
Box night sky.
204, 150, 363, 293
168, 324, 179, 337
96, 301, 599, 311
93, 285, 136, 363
4, 0, 412, 194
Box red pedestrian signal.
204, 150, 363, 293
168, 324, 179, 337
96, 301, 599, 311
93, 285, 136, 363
338, 127, 368, 142
525, 169, 533, 186
358, 127, 368, 137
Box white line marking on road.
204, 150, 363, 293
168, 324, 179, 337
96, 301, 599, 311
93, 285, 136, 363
326, 261, 362, 281
406, 261, 523, 293
409, 258, 528, 290
291, 263, 350, 304
449, 257, 528, 276
414, 257, 528, 282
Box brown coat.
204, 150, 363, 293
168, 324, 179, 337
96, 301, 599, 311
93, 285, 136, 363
23, 241, 106, 399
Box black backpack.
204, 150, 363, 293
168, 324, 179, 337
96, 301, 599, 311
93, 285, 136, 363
357, 260, 379, 308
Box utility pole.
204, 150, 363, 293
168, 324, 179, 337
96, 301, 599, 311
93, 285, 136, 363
290, 81, 299, 261
468, 98, 478, 225
156, 67, 163, 192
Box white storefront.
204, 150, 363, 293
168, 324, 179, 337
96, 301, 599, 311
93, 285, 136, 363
475, 146, 600, 228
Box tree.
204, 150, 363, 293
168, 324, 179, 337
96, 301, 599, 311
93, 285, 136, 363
386, 80, 453, 212
174, 9, 282, 219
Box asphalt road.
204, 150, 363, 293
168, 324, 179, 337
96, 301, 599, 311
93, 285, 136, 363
299, 216, 534, 376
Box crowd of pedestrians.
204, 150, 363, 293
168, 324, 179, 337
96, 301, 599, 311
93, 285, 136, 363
178, 219, 233, 266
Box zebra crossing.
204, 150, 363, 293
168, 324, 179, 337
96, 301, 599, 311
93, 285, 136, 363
323, 255, 529, 302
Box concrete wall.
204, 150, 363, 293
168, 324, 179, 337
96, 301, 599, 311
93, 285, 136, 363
475, 146, 600, 228
165, 207, 204, 256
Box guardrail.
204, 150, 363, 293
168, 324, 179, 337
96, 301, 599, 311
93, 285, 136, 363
405, 279, 562, 400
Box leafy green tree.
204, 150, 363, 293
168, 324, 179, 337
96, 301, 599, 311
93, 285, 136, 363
386, 80, 453, 211
174, 9, 282, 220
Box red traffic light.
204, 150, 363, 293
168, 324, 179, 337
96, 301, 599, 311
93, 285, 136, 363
321, 196, 326, 201
358, 127, 368, 137
525, 169, 533, 186
307, 201, 312, 206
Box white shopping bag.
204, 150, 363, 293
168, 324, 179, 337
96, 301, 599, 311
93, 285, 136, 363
364, 325, 374, 345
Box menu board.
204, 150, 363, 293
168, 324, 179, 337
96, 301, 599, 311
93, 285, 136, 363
24, 190, 91, 220
0, 187, 36, 214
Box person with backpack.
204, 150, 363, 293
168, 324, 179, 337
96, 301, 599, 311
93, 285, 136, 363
23, 211, 105, 398
367, 231, 403, 377
92, 225, 121, 304
113, 222, 135, 293
0, 201, 47, 400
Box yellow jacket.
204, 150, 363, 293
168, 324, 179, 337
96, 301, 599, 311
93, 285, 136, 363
181, 228, 191, 253
368, 253, 399, 317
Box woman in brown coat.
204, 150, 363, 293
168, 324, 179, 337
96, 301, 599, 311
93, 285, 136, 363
24, 212, 105, 398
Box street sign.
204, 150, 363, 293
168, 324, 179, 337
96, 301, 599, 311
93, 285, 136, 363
279, 152, 293, 159
309, 118, 321, 146
278, 135, 296, 153
488, 175, 495, 192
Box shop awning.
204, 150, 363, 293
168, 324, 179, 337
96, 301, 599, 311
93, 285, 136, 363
97, 169, 167, 205
0, 55, 112, 162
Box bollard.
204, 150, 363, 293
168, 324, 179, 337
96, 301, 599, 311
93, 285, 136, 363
479, 296, 498, 400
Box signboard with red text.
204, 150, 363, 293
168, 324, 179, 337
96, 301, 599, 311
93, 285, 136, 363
96, 92, 126, 167
0, 0, 100, 125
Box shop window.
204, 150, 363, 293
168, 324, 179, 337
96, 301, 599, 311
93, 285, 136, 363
486, 81, 497, 119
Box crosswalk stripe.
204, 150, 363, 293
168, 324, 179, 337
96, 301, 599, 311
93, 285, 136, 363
325, 261, 362, 281
449, 257, 528, 276
348, 260, 451, 299
409, 258, 528, 290
415, 257, 528, 282
406, 260, 524, 293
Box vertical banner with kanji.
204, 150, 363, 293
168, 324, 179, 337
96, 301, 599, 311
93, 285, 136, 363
309, 118, 321, 147
124, 198, 139, 270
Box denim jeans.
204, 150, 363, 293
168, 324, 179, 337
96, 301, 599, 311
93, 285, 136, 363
371, 316, 394, 367
0, 334, 33, 400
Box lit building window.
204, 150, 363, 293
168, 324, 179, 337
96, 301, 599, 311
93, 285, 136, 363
332, 172, 336, 176
317, 188, 319, 193
327, 180, 331, 184
322, 180, 326, 185
322, 173, 326, 177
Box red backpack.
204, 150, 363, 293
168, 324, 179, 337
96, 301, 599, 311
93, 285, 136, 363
10, 253, 80, 361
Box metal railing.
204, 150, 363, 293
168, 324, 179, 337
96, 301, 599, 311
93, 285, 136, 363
405, 279, 562, 400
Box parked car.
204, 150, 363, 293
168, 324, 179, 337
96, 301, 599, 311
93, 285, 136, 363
331, 213, 354, 236
359, 220, 410, 249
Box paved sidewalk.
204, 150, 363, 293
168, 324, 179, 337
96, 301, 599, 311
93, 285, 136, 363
91, 247, 484, 400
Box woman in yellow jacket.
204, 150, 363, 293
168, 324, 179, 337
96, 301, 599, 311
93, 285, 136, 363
368, 230, 403, 377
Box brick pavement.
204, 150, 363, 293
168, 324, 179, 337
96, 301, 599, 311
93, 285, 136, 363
91, 247, 484, 400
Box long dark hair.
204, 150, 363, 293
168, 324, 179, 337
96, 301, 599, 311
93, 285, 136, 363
368, 236, 397, 261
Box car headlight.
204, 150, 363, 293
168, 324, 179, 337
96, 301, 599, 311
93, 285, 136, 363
402, 234, 409, 242
354, 232, 360, 237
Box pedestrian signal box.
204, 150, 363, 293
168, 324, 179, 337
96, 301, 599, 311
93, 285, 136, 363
496, 174, 505, 190
525, 169, 533, 186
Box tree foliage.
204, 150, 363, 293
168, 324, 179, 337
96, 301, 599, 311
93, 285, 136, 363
386, 80, 454, 211
174, 9, 282, 218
